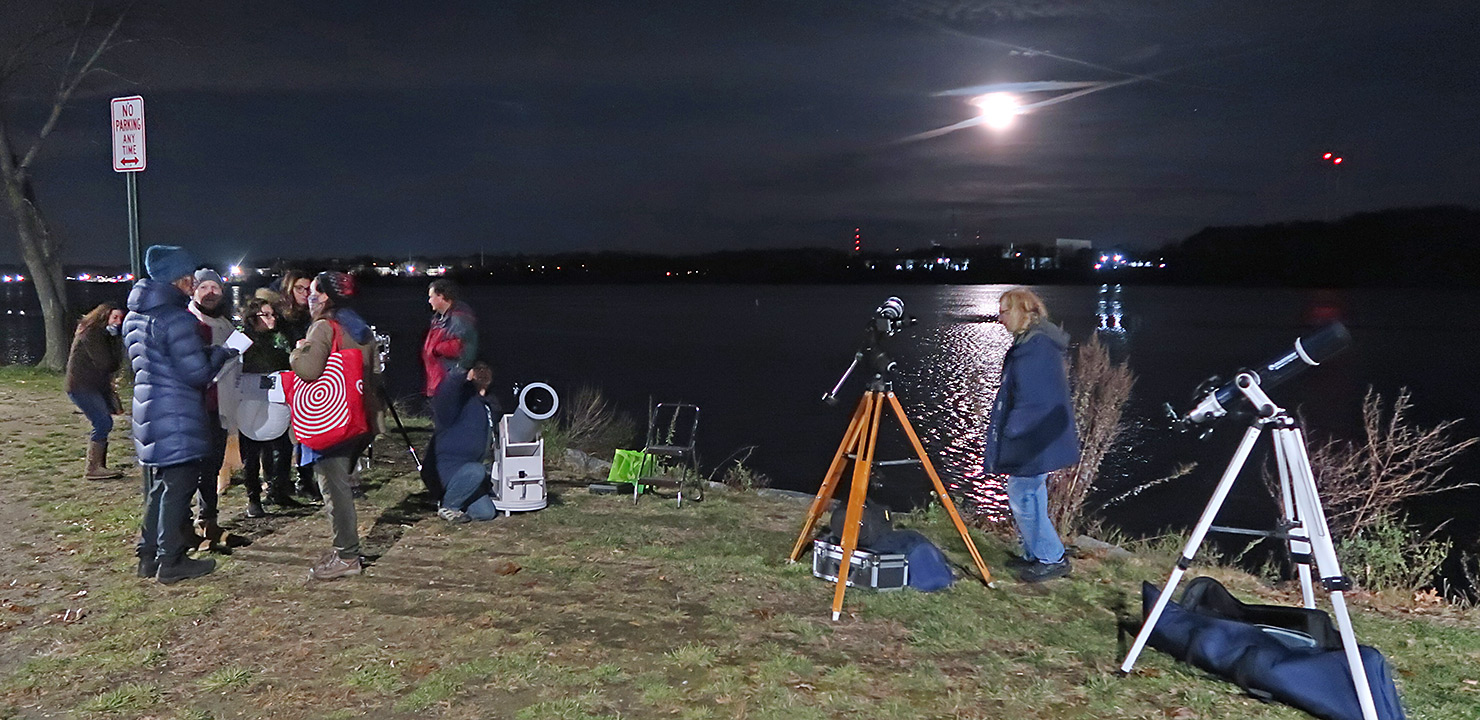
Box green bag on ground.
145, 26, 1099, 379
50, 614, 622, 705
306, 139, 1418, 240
608, 449, 658, 486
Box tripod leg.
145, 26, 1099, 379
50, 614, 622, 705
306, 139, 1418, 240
886, 392, 993, 584
1271, 425, 1316, 608
831, 391, 884, 621
1281, 426, 1380, 720
788, 395, 872, 562
1121, 423, 1264, 674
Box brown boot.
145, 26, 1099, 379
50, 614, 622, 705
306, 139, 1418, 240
196, 519, 228, 550
85, 441, 123, 480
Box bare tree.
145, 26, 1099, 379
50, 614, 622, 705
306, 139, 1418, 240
0, 3, 129, 370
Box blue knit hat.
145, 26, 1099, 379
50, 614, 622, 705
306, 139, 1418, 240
144, 245, 200, 282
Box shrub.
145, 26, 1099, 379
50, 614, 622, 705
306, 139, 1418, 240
719, 460, 771, 491
1299, 388, 1478, 538
547, 385, 637, 460
1337, 515, 1452, 592
1265, 387, 1477, 593
1048, 333, 1135, 534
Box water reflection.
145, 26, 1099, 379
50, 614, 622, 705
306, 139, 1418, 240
896, 286, 1015, 521
1097, 284, 1125, 333
0, 312, 39, 365
0, 281, 131, 367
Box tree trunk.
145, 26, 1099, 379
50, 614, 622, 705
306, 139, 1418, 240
1, 134, 71, 371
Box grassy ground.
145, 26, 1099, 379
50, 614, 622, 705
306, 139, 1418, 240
1, 368, 1477, 719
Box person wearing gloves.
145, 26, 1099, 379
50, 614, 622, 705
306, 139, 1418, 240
125, 245, 235, 584
983, 287, 1081, 583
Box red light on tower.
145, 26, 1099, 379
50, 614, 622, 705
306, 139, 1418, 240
853, 227, 861, 252
1332, 157, 1343, 165
1322, 152, 1332, 160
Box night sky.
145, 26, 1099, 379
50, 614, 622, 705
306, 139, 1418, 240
5, 0, 1479, 266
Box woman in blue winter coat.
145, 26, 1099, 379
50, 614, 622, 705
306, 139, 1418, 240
984, 287, 1080, 583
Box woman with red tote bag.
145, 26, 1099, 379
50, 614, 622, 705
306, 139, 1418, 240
289, 272, 383, 581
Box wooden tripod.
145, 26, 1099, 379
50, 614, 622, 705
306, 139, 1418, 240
788, 388, 993, 620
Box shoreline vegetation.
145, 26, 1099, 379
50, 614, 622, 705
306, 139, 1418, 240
2, 368, 1479, 719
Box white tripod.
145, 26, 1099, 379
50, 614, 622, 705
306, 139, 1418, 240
1118, 371, 1380, 720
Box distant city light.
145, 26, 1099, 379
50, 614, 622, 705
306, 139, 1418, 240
972, 93, 1020, 131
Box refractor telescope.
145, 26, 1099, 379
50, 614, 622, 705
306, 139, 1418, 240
821, 296, 918, 404
1170, 321, 1352, 429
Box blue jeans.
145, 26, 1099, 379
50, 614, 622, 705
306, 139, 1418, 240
139, 461, 201, 563
68, 391, 113, 442
439, 459, 498, 521
1005, 473, 1065, 564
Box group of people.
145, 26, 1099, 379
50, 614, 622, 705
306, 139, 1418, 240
63, 253, 503, 585
67, 258, 1075, 587
63, 246, 390, 583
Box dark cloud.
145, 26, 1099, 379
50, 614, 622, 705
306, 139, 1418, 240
2, 0, 1477, 264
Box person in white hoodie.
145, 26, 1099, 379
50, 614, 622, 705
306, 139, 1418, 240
187, 268, 242, 546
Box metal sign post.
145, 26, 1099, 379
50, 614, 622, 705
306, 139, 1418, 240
111, 96, 146, 278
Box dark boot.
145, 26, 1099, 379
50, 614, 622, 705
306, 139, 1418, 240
137, 554, 159, 579
295, 464, 322, 502
85, 441, 124, 480
157, 555, 216, 585
244, 469, 266, 518
266, 440, 298, 506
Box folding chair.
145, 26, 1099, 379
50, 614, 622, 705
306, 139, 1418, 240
639, 402, 701, 506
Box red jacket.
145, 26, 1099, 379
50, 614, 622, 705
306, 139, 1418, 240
421, 301, 478, 396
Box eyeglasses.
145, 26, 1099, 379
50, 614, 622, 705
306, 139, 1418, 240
292, 285, 310, 294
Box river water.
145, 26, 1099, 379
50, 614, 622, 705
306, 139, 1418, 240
6, 281, 1478, 549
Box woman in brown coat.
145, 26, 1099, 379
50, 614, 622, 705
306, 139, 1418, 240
290, 271, 382, 581
65, 302, 126, 479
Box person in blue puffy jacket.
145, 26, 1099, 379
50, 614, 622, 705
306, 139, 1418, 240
125, 245, 235, 585
983, 287, 1080, 583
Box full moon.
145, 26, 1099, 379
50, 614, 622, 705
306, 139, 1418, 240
972, 93, 1020, 130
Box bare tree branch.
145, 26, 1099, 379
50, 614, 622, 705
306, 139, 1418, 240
19, 6, 126, 171
1270, 387, 1480, 538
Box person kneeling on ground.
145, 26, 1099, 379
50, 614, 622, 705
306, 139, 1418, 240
431, 360, 502, 523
